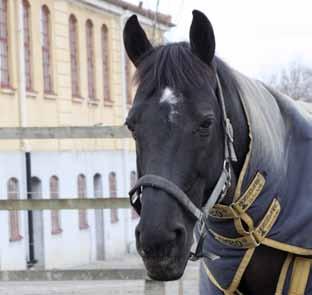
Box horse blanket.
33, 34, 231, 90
198, 71, 312, 294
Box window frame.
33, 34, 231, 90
0, 0, 11, 89
78, 174, 89, 230
23, 0, 33, 92
7, 178, 23, 242
50, 176, 62, 235
86, 19, 96, 100
109, 172, 119, 224
101, 24, 111, 104
41, 5, 53, 94
125, 55, 133, 106
69, 14, 80, 98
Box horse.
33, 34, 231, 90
123, 10, 312, 294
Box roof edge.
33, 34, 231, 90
103, 0, 174, 27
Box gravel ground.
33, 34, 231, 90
0, 256, 199, 295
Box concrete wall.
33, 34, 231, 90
0, 150, 137, 270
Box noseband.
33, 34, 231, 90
129, 75, 237, 261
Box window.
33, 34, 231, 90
69, 15, 80, 97
125, 55, 132, 105
41, 5, 53, 94
109, 172, 118, 223
0, 0, 10, 88
50, 176, 62, 235
23, 0, 32, 91
7, 178, 23, 242
130, 171, 139, 219
101, 25, 110, 103
78, 174, 89, 229
86, 20, 95, 99
93, 173, 103, 198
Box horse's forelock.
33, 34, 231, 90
134, 42, 212, 94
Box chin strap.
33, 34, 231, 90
129, 74, 237, 261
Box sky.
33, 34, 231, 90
127, 0, 312, 79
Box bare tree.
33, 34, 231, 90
265, 61, 312, 102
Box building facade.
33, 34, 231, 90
0, 0, 172, 270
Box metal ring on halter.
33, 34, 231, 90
219, 160, 232, 203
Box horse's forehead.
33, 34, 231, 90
159, 87, 182, 123
160, 87, 180, 105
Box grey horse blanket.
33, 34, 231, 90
198, 71, 312, 294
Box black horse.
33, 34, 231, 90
124, 10, 312, 295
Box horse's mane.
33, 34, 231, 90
134, 41, 240, 96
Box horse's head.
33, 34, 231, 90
124, 11, 225, 280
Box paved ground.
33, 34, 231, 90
0, 255, 200, 295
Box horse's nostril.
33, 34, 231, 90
174, 225, 186, 244
135, 227, 140, 241
135, 226, 141, 244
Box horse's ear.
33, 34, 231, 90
190, 10, 215, 65
123, 15, 153, 67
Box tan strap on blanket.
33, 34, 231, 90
288, 257, 311, 295
275, 254, 293, 295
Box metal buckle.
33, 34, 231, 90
129, 186, 143, 215
219, 160, 232, 202
189, 217, 206, 261
225, 118, 234, 143
189, 218, 220, 261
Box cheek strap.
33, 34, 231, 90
129, 174, 203, 220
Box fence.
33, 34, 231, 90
0, 126, 184, 295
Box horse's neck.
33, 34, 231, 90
219, 73, 249, 203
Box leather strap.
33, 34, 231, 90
202, 161, 231, 215
129, 174, 203, 220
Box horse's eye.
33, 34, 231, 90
200, 120, 212, 129
198, 118, 213, 136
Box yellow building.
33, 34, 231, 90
0, 0, 172, 151
0, 0, 172, 270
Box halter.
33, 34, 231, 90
128, 75, 237, 261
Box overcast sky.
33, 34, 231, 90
127, 0, 312, 79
